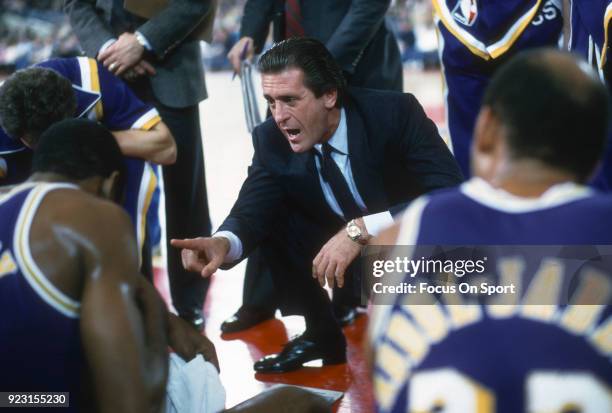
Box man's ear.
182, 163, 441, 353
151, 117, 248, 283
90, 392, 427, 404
102, 170, 121, 202
323, 88, 338, 109
473, 106, 499, 156
471, 106, 503, 180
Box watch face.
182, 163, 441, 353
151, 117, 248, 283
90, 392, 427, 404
347, 224, 361, 238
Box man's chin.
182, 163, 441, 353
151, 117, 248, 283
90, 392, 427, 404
289, 142, 307, 153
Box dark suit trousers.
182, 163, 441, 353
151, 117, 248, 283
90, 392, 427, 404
242, 248, 279, 309
158, 103, 211, 315
244, 247, 360, 313
257, 216, 345, 345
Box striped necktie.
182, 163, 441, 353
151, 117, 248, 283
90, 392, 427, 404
285, 0, 305, 38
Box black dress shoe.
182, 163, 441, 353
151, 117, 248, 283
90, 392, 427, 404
334, 305, 360, 327
220, 306, 275, 334
253, 335, 346, 373
179, 309, 205, 332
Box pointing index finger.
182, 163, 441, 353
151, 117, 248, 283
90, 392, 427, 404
170, 238, 202, 250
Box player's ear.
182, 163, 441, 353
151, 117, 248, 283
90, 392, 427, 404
471, 106, 503, 180
473, 106, 499, 155
102, 170, 121, 202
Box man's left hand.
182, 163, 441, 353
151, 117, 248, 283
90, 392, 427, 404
99, 32, 144, 76
312, 228, 361, 289
167, 313, 220, 372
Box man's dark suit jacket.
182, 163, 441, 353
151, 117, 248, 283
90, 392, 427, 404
241, 0, 403, 91
64, 0, 215, 108
218, 88, 463, 312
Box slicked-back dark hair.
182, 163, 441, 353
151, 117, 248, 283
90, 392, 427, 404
0, 67, 76, 145
482, 49, 610, 181
258, 37, 346, 107
33, 119, 124, 184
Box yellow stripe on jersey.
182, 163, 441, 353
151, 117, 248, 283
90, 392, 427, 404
131, 108, 161, 131
520, 258, 563, 322
432, 0, 490, 60
373, 372, 399, 412
589, 315, 612, 356
141, 115, 161, 131
385, 312, 430, 364
138, 165, 158, 266
88, 58, 104, 120
433, 0, 543, 60
601, 3, 612, 68
405, 303, 450, 343
487, 0, 543, 58
15, 186, 80, 317
0, 182, 37, 205
377, 341, 412, 385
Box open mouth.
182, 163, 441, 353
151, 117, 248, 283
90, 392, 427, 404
286, 128, 301, 138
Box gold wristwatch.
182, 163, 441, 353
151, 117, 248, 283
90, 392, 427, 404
346, 219, 368, 245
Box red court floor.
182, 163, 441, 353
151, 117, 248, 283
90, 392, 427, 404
154, 266, 374, 413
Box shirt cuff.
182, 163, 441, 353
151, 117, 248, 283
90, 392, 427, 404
362, 211, 394, 237
99, 38, 117, 56
213, 231, 243, 263
135, 31, 153, 51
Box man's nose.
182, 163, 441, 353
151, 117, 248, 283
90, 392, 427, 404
273, 103, 290, 124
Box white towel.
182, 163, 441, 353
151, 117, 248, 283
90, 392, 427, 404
164, 353, 226, 413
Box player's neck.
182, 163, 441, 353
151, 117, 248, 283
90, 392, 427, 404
29, 172, 79, 185
489, 160, 579, 198
28, 173, 101, 195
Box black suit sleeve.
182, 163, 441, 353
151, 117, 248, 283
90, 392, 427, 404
326, 0, 391, 74
239, 0, 277, 52
218, 129, 286, 261
64, 0, 116, 57
64, 0, 212, 60
390, 94, 464, 216
137, 0, 212, 59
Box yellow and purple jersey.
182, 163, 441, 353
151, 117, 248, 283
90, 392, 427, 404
0, 183, 81, 408
371, 178, 612, 412
0, 57, 161, 264
433, 0, 563, 177
567, 0, 612, 80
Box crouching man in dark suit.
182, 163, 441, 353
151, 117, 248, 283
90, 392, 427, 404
172, 38, 463, 373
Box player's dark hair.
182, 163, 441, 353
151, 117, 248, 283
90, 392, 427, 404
482, 49, 610, 181
258, 37, 346, 107
0, 67, 76, 146
33, 119, 124, 187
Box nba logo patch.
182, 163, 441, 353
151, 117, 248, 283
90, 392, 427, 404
452, 0, 478, 26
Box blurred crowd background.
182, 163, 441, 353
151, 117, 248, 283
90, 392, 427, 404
0, 0, 440, 74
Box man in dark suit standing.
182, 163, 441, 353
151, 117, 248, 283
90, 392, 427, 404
224, 0, 404, 333
228, 0, 403, 92
172, 38, 462, 373
63, 0, 217, 329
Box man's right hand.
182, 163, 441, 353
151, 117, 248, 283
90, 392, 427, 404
170, 237, 230, 278
227, 37, 254, 74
